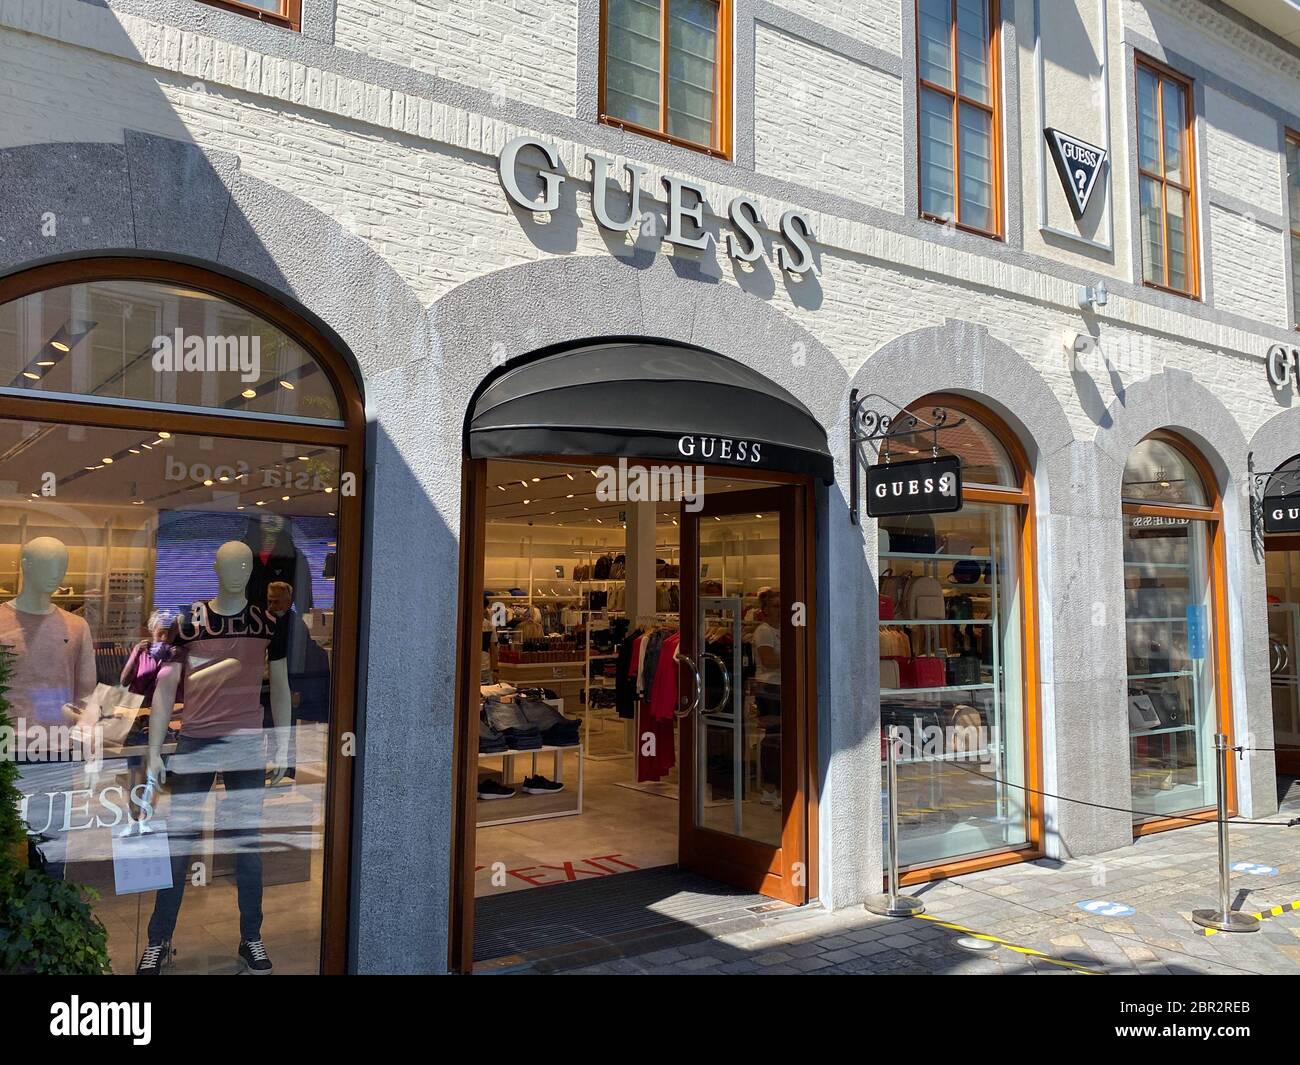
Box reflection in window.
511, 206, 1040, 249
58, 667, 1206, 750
2, 420, 340, 974
0, 281, 341, 422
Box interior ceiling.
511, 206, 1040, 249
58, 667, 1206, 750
0, 422, 340, 518
1219, 0, 1300, 46
484, 459, 781, 527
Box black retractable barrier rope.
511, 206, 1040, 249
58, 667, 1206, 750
900, 745, 1300, 827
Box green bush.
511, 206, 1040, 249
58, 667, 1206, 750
0, 648, 111, 975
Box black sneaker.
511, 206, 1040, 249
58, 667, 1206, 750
477, 779, 516, 800
136, 942, 170, 976
239, 939, 273, 974
522, 775, 564, 795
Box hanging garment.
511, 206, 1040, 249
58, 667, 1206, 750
638, 632, 679, 783
615, 628, 643, 720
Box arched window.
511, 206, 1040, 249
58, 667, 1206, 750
876, 396, 1038, 873
0, 261, 362, 975
1264, 454, 1300, 776
1122, 430, 1228, 827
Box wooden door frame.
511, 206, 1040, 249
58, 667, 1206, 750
677, 482, 812, 903
448, 459, 819, 971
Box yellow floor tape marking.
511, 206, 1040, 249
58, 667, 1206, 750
1198, 898, 1300, 936
912, 913, 1104, 974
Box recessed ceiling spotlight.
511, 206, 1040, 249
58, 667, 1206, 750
531, 477, 540, 483
279, 380, 295, 390
203, 479, 214, 486
219, 475, 229, 482
50, 340, 70, 353
128, 449, 141, 455
157, 432, 171, 439
281, 495, 290, 501
323, 487, 335, 494
523, 499, 530, 504
101, 457, 114, 464
242, 389, 257, 399
36, 360, 55, 367
566, 493, 574, 499
237, 505, 245, 510
496, 485, 506, 492
21, 371, 40, 381
255, 500, 266, 506
565, 473, 574, 481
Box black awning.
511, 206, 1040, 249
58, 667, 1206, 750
466, 339, 834, 481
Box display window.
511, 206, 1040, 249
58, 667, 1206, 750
1264, 455, 1300, 777
876, 397, 1039, 876
1121, 432, 1230, 827
0, 263, 362, 975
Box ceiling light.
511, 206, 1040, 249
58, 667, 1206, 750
158, 432, 171, 439
101, 457, 114, 464
756, 514, 762, 518
237, 505, 245, 510
219, 475, 229, 482
594, 517, 602, 524
328, 511, 335, 517
519, 480, 529, 487
132, 499, 144, 505
203, 479, 214, 486
523, 499, 530, 504
299, 456, 310, 462
279, 380, 295, 390
36, 360, 55, 367
128, 449, 141, 455
50, 340, 70, 353
21, 371, 40, 381
281, 495, 290, 501
496, 485, 506, 492
242, 389, 257, 399
565, 473, 574, 481
324, 486, 334, 494
566, 493, 574, 499
531, 477, 540, 483
589, 469, 598, 477
255, 500, 265, 506
141, 443, 153, 450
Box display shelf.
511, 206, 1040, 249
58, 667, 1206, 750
1126, 669, 1193, 680
1123, 560, 1189, 570
881, 683, 995, 695
476, 743, 583, 827
881, 551, 992, 563
1125, 616, 1188, 624
881, 619, 993, 627
1128, 724, 1198, 738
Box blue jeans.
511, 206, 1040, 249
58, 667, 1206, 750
148, 730, 267, 944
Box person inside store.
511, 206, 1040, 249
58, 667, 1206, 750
752, 586, 782, 808
241, 512, 313, 616
120, 609, 181, 706
482, 593, 499, 684
262, 580, 330, 783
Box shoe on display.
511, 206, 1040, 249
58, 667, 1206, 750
136, 941, 171, 976
239, 939, 274, 974
760, 789, 780, 808
477, 779, 516, 800
521, 775, 564, 795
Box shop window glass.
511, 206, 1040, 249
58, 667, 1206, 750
881, 407, 1017, 489
1288, 133, 1300, 325
1265, 456, 1300, 765
1122, 434, 1221, 822
2, 404, 342, 972
878, 403, 1030, 869
1121, 436, 1208, 506
1135, 57, 1198, 297
0, 280, 341, 423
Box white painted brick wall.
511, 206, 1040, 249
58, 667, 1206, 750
0, 0, 1292, 448
1208, 206, 1290, 329
762, 0, 902, 55
1203, 86, 1284, 216
334, 0, 579, 117
753, 24, 904, 214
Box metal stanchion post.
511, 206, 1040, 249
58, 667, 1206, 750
1192, 732, 1259, 933
866, 725, 924, 918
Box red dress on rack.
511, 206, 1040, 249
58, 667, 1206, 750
638, 632, 679, 782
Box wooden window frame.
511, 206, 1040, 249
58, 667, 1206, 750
1288, 129, 1300, 329
890, 394, 1043, 886
1135, 54, 1201, 299
0, 257, 364, 973
1121, 430, 1233, 836
196, 0, 303, 32
914, 0, 1005, 240
598, 0, 733, 159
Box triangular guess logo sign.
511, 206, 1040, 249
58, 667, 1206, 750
1045, 128, 1107, 219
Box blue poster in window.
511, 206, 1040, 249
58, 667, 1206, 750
1186, 603, 1206, 660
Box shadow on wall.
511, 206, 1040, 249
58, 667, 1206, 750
0, 7, 463, 976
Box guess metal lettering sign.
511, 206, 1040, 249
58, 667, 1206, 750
1267, 343, 1300, 390
1264, 498, 1300, 534
866, 456, 962, 517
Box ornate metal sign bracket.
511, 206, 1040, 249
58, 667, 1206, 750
849, 389, 968, 524
1251, 451, 1300, 561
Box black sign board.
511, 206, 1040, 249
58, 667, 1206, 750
866, 456, 962, 518
1264, 496, 1300, 534
1045, 128, 1107, 219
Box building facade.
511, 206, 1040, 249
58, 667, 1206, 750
0, 0, 1298, 974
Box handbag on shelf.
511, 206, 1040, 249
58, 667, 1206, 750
945, 655, 981, 687
878, 658, 902, 690
902, 656, 945, 689
946, 594, 975, 621
878, 594, 894, 621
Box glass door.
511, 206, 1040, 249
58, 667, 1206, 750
678, 485, 808, 904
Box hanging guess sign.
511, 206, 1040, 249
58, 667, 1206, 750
866, 456, 963, 518
1264, 496, 1300, 534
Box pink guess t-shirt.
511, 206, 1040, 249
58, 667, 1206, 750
172, 601, 287, 738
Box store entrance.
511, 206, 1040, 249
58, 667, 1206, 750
1266, 535, 1300, 779
462, 458, 812, 967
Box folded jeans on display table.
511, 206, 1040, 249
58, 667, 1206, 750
479, 715, 509, 754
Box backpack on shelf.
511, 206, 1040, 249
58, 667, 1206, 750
903, 576, 945, 621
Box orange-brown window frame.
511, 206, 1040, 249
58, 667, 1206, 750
598, 0, 733, 159
1121, 430, 1233, 837
914, 0, 1005, 240
1288, 129, 1300, 328
888, 394, 1043, 886
196, 0, 302, 32
1135, 54, 1200, 299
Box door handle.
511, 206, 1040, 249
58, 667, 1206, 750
699, 651, 732, 715
674, 652, 702, 718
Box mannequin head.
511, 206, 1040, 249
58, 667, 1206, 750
18, 536, 70, 607
214, 540, 254, 598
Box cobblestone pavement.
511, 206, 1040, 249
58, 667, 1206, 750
507, 780, 1300, 975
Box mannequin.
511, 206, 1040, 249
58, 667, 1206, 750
138, 540, 293, 976
0, 536, 95, 726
